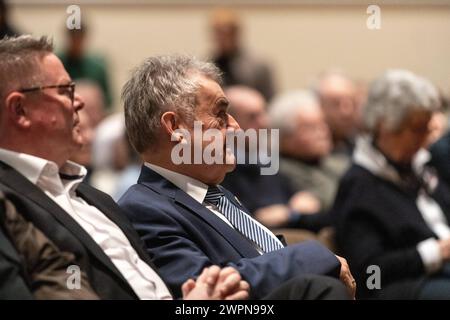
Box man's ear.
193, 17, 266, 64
161, 111, 182, 136
4, 92, 31, 128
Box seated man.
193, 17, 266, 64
314, 71, 361, 156
0, 35, 248, 300
270, 90, 349, 212
118, 54, 355, 299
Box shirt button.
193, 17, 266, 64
134, 255, 139, 264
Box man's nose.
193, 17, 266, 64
339, 97, 355, 117
74, 93, 85, 112
227, 114, 241, 130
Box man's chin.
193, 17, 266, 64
225, 161, 236, 173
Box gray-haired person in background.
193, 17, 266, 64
333, 69, 450, 299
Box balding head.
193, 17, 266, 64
315, 71, 358, 143
269, 90, 332, 161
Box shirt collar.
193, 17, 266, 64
145, 162, 208, 204
353, 135, 432, 185
0, 147, 86, 188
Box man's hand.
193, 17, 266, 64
182, 266, 250, 300
438, 238, 450, 260
336, 255, 356, 299
289, 191, 321, 215
254, 205, 291, 227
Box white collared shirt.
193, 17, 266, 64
145, 162, 284, 254
0, 148, 172, 300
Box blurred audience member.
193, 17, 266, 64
92, 113, 124, 170
314, 71, 360, 156
89, 113, 125, 195
270, 90, 349, 212
0, 0, 20, 38
209, 8, 275, 101
221, 86, 331, 235
58, 23, 113, 110
333, 69, 450, 299
68, 81, 105, 184
75, 80, 105, 127
89, 112, 141, 199
68, 102, 95, 184
429, 92, 450, 187
112, 133, 141, 201
89, 112, 141, 200
427, 111, 448, 147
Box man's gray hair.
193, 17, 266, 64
122, 54, 222, 153
363, 69, 440, 133
0, 35, 53, 102
268, 90, 320, 136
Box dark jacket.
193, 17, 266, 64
0, 191, 98, 299
333, 164, 450, 299
0, 161, 162, 299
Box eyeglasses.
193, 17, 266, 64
18, 82, 76, 106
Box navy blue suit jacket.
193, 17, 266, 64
118, 166, 341, 299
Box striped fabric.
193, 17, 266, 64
204, 186, 284, 253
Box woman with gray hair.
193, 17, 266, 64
333, 69, 450, 299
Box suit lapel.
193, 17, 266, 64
139, 166, 260, 258
0, 162, 130, 287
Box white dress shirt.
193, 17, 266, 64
0, 148, 172, 300
145, 162, 284, 254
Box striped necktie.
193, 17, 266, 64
204, 186, 284, 253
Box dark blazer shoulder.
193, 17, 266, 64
0, 161, 140, 299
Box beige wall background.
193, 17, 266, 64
9, 2, 450, 110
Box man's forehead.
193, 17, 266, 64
196, 76, 226, 102
40, 53, 71, 83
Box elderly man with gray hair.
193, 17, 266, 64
118, 54, 356, 300
270, 90, 349, 212
333, 69, 450, 299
